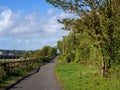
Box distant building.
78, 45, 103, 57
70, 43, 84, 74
8, 53, 14, 56
0, 50, 21, 59
0, 51, 14, 56
0, 51, 4, 55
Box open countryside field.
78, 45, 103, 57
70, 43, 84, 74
0, 59, 20, 62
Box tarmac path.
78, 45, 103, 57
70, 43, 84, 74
8, 57, 61, 90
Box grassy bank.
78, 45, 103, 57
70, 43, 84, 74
55, 59, 120, 90
0, 62, 43, 90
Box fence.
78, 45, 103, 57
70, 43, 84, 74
0, 59, 42, 78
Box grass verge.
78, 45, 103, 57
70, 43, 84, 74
0, 62, 43, 90
55, 59, 120, 90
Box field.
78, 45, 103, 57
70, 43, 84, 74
55, 59, 120, 90
0, 59, 20, 62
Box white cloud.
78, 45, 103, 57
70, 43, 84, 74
47, 8, 54, 15
44, 16, 62, 33
0, 7, 75, 50
0, 9, 12, 31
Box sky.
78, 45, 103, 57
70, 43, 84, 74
0, 0, 75, 50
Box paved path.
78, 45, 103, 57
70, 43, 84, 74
8, 57, 61, 90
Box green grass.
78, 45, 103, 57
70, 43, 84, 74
0, 62, 43, 90
0, 59, 20, 63
55, 59, 120, 90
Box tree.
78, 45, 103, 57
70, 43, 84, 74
33, 46, 57, 60
46, 0, 120, 77
33, 50, 42, 59
48, 47, 57, 57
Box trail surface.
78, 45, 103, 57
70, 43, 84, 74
8, 57, 61, 90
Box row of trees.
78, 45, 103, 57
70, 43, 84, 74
0, 46, 57, 62
33, 46, 57, 61
46, 0, 120, 77
22, 46, 57, 62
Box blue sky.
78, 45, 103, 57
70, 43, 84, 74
0, 0, 75, 50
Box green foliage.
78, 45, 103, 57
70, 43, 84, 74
33, 46, 57, 61
33, 50, 42, 59
22, 46, 57, 60
110, 65, 120, 78
65, 52, 75, 63
48, 47, 57, 57
47, 0, 120, 77
57, 41, 63, 54
41, 46, 51, 57
74, 48, 80, 63
22, 51, 35, 59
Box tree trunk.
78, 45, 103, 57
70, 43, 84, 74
102, 58, 105, 77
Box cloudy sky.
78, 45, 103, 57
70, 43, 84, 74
0, 0, 75, 50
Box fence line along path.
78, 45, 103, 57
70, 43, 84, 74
9, 57, 61, 90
